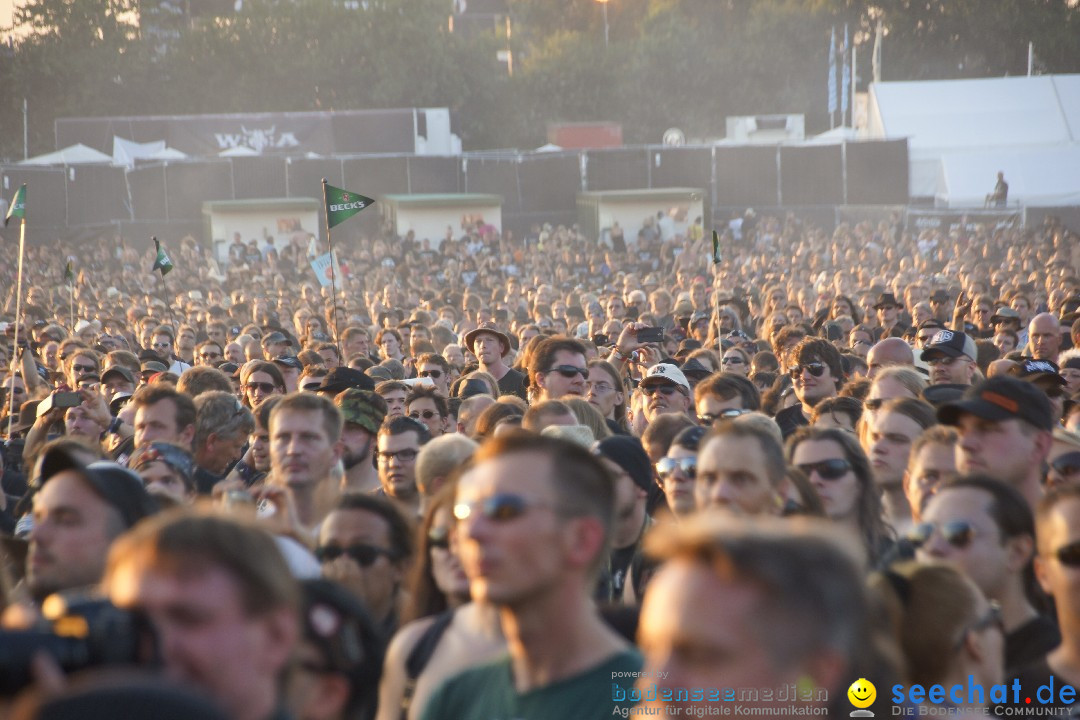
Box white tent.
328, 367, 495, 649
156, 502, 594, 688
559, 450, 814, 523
20, 143, 112, 166
865, 74, 1080, 207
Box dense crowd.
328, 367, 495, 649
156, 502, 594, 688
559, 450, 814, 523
1, 208, 1080, 720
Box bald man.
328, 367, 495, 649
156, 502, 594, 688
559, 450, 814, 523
866, 337, 915, 380
1029, 313, 1062, 363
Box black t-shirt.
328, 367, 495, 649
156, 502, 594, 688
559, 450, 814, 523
1007, 615, 1061, 679
774, 404, 808, 439
496, 368, 527, 400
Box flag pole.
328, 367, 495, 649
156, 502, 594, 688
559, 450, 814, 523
321, 178, 343, 359
152, 236, 178, 332
7, 214, 27, 438
68, 276, 74, 332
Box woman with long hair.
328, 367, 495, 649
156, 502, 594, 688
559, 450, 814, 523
787, 426, 893, 567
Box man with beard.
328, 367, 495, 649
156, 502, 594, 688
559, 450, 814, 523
334, 388, 387, 493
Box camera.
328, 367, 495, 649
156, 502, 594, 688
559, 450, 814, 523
0, 591, 158, 696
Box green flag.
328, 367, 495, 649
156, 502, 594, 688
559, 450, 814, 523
4, 184, 25, 227
64, 260, 74, 283
711, 229, 722, 265
324, 182, 374, 229
152, 236, 174, 276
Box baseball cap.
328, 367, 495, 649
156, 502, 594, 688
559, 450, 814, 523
639, 363, 691, 393
594, 435, 653, 491
140, 360, 168, 374
334, 388, 387, 435
101, 366, 136, 386
319, 367, 375, 394
990, 307, 1021, 325
261, 331, 292, 347
271, 355, 303, 370
40, 446, 159, 529
920, 330, 976, 362
1008, 358, 1067, 387
937, 376, 1054, 432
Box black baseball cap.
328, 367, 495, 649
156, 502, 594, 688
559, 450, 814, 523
938, 376, 1054, 432
318, 367, 375, 394
40, 446, 159, 529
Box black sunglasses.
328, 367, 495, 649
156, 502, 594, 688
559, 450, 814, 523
300, 383, 323, 392
72, 363, 96, 373
427, 526, 451, 550
906, 520, 976, 550
547, 365, 588, 379
864, 398, 885, 412
419, 369, 443, 379
409, 409, 439, 420
1054, 540, 1080, 567
315, 543, 396, 567
245, 382, 276, 393
655, 457, 696, 478
200, 352, 222, 360
641, 384, 682, 397
453, 493, 558, 523
1051, 452, 1080, 476
789, 362, 827, 379
954, 602, 1004, 650
795, 458, 851, 481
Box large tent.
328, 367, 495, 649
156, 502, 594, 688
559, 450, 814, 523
865, 75, 1080, 208
20, 143, 112, 166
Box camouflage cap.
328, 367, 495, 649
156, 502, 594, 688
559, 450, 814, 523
334, 388, 387, 435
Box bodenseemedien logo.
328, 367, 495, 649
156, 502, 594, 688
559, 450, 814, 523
848, 678, 876, 717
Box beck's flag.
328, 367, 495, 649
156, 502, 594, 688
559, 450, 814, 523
152, 236, 174, 276
4, 184, 25, 227
324, 183, 374, 229
64, 260, 74, 283
711, 229, 722, 265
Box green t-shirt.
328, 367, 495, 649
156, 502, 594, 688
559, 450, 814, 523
420, 649, 643, 720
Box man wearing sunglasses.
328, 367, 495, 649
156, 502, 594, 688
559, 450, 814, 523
415, 352, 453, 397
640, 363, 692, 425
775, 338, 843, 440
1023, 485, 1080, 695
528, 336, 588, 403
318, 492, 413, 638
464, 322, 527, 400
405, 385, 449, 438
921, 329, 977, 386
916, 476, 1059, 677
693, 373, 760, 426
425, 434, 641, 720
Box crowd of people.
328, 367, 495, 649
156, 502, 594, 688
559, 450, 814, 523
0, 208, 1079, 719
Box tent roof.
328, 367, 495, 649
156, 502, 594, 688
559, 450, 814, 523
936, 146, 1080, 208
20, 143, 112, 166
868, 75, 1080, 149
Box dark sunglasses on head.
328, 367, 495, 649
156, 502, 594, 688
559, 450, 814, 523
1052, 452, 1080, 476
315, 543, 395, 567
409, 409, 439, 420
419, 369, 443, 379
245, 382, 276, 393
906, 520, 976, 550
655, 456, 696, 478
453, 493, 557, 523
698, 409, 746, 424
427, 526, 450, 550
788, 362, 827, 379
795, 458, 851, 480
547, 365, 588, 379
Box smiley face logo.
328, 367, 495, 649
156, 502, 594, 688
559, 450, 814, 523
847, 678, 876, 709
